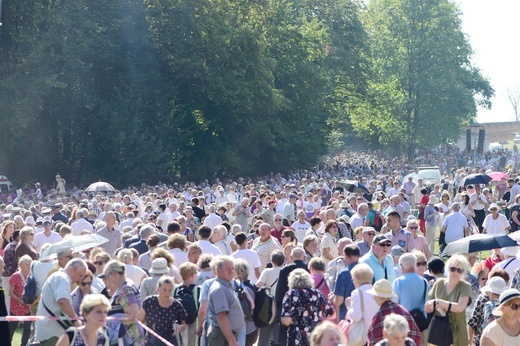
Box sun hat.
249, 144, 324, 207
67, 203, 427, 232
367, 279, 396, 298
340, 200, 350, 209
488, 203, 499, 212
25, 216, 35, 225
149, 258, 170, 275
390, 245, 405, 257
339, 215, 350, 224
481, 276, 507, 295
492, 288, 520, 316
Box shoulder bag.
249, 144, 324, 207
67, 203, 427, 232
339, 290, 367, 346
427, 301, 453, 346
409, 281, 430, 331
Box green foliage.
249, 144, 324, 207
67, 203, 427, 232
0, 0, 490, 186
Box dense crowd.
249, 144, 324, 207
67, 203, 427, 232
1, 147, 520, 346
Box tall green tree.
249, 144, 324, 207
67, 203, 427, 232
351, 0, 493, 157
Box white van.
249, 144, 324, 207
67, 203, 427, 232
0, 175, 13, 193
418, 167, 442, 185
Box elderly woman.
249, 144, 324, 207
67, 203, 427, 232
483, 203, 510, 236
411, 250, 429, 281
375, 313, 416, 346
8, 255, 33, 346
469, 276, 508, 346
118, 249, 148, 288
281, 268, 335, 346
140, 258, 171, 300
15, 226, 38, 261
138, 234, 161, 271
345, 263, 379, 339
167, 233, 189, 267
367, 279, 422, 345
151, 247, 182, 284
103, 260, 144, 346
234, 258, 258, 346
56, 294, 111, 346
139, 276, 187, 346
320, 220, 339, 264
480, 288, 520, 346
310, 321, 347, 346
71, 270, 98, 315
303, 235, 319, 264
406, 220, 431, 259
425, 254, 472, 346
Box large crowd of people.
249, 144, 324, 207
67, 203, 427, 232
1, 147, 520, 346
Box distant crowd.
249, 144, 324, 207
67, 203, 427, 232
0, 146, 520, 346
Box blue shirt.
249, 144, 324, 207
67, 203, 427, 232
360, 250, 396, 283
334, 262, 358, 320
392, 273, 429, 316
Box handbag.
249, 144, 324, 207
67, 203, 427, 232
23, 262, 38, 305
409, 281, 430, 331
339, 290, 366, 346
427, 301, 453, 346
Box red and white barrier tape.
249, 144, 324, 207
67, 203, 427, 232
0, 315, 126, 322
138, 321, 175, 346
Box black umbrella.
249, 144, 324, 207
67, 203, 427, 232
460, 174, 492, 186
336, 180, 370, 195
441, 234, 518, 257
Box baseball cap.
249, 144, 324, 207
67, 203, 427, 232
373, 234, 391, 245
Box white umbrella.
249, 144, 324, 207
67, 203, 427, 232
39, 234, 109, 261
85, 181, 116, 193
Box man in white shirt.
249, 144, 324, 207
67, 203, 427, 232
168, 202, 181, 222
119, 212, 135, 231
70, 210, 93, 236
441, 203, 469, 245
195, 226, 222, 256
33, 217, 62, 251
349, 203, 369, 230
203, 205, 223, 231
211, 225, 232, 255
232, 232, 261, 283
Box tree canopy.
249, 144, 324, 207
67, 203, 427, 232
0, 0, 492, 186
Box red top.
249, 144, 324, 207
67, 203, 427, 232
9, 271, 30, 316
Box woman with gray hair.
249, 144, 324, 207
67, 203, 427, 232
8, 254, 33, 345
117, 248, 148, 288
374, 313, 416, 346
281, 268, 335, 346
234, 258, 258, 346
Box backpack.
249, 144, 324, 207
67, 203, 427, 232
371, 210, 384, 232
235, 281, 253, 322
174, 284, 199, 325
22, 262, 38, 305
245, 280, 277, 328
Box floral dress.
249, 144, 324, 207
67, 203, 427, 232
468, 292, 490, 346
141, 296, 187, 346
281, 287, 334, 346
107, 282, 144, 346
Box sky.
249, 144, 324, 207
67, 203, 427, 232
457, 0, 520, 123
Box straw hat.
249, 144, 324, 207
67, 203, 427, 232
367, 279, 396, 298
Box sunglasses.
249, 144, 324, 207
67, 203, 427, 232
377, 243, 392, 247
417, 261, 427, 266
408, 226, 418, 230
93, 261, 105, 265
43, 223, 52, 226
81, 282, 92, 286
449, 267, 464, 274
274, 219, 282, 221
365, 232, 376, 236
506, 303, 520, 310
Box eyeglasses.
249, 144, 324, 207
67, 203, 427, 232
506, 303, 520, 310
377, 243, 392, 247
29, 233, 34, 236
449, 267, 464, 274
417, 261, 427, 266
43, 223, 52, 226
274, 219, 282, 221
81, 282, 92, 286
93, 261, 105, 266
365, 232, 376, 236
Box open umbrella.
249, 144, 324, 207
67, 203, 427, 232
85, 181, 116, 193
336, 180, 370, 195
441, 234, 518, 257
39, 234, 109, 261
488, 172, 509, 181
459, 174, 492, 186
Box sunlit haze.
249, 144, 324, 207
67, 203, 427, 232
457, 0, 520, 123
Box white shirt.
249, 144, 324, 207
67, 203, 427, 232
124, 264, 148, 288
492, 257, 520, 279
169, 210, 181, 222
196, 239, 222, 256
257, 266, 282, 293
156, 212, 169, 229
232, 249, 261, 284
169, 248, 189, 267
33, 231, 62, 251
119, 218, 134, 231
291, 221, 311, 244
346, 284, 380, 336
71, 218, 94, 236
483, 213, 510, 236
349, 213, 364, 230
203, 213, 223, 230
